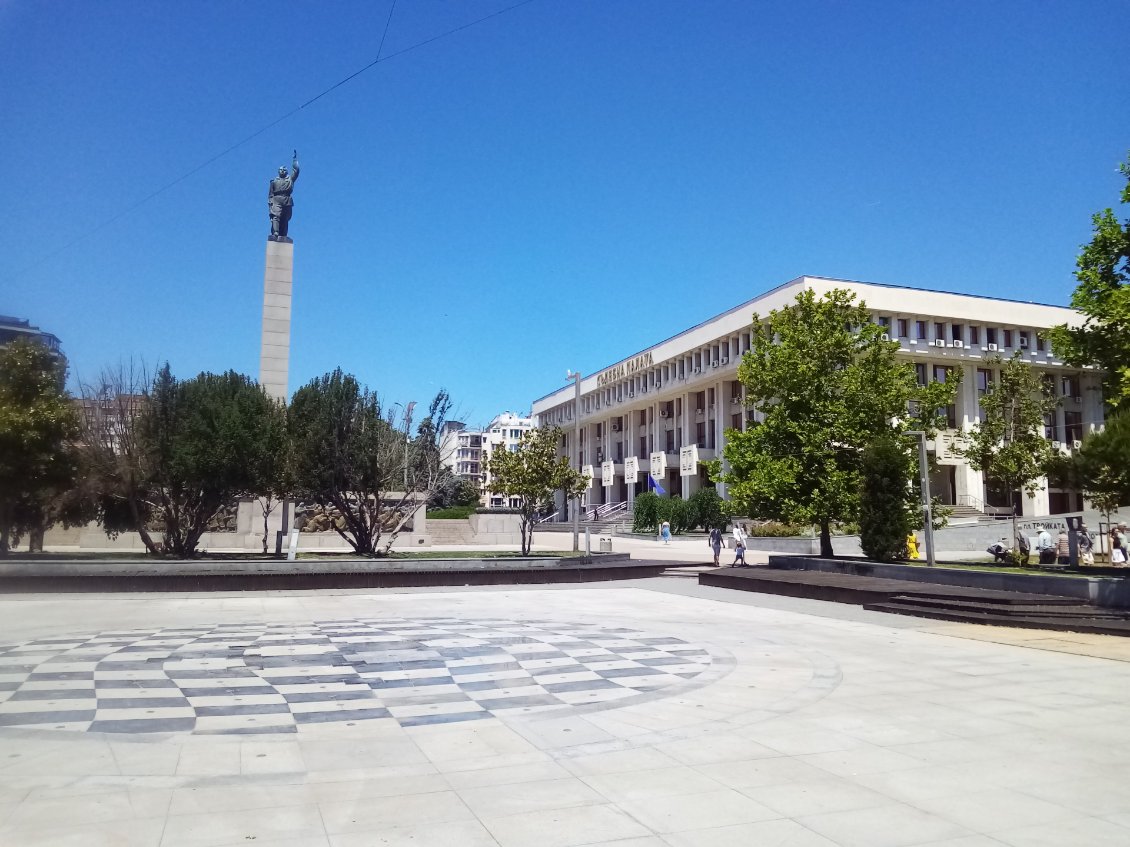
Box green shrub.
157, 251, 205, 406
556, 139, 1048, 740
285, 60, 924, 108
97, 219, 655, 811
859, 435, 913, 562
745, 521, 807, 537
688, 487, 727, 530
427, 505, 476, 520
633, 491, 661, 532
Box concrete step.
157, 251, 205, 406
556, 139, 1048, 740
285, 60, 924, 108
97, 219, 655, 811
863, 601, 1130, 637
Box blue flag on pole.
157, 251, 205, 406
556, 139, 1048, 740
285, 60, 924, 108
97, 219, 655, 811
649, 475, 666, 495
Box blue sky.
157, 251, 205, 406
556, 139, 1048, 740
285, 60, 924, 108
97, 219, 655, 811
3, 1, 1127, 428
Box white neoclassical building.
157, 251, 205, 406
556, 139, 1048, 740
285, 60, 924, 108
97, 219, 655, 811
531, 276, 1102, 521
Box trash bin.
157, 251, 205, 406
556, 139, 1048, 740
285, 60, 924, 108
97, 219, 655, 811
599, 537, 613, 553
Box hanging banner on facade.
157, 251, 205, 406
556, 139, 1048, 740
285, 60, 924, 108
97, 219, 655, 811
581, 465, 594, 489
680, 445, 699, 476
650, 451, 666, 479
623, 456, 639, 483
601, 460, 614, 487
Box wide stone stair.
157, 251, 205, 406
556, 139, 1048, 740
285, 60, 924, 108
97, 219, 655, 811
699, 567, 1130, 636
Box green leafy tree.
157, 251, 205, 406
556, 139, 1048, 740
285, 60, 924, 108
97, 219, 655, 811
81, 364, 287, 557
859, 435, 914, 562
632, 490, 661, 532
960, 353, 1059, 556
485, 426, 588, 555
688, 486, 727, 531
1049, 411, 1130, 523
1048, 154, 1130, 411
0, 338, 82, 556
289, 369, 447, 557
721, 288, 956, 557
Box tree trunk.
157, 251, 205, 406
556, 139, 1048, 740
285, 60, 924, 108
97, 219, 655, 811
819, 519, 834, 558
29, 524, 44, 553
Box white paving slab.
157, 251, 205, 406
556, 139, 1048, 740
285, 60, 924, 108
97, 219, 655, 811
0, 582, 1127, 847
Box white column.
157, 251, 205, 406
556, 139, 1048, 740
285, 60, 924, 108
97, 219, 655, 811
259, 239, 294, 404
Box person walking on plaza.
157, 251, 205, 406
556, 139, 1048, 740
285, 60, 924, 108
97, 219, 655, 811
731, 523, 748, 567
1077, 523, 1094, 566
1016, 532, 1031, 566
660, 520, 671, 545
1055, 529, 1071, 566
708, 526, 723, 566
1036, 527, 1055, 566
1111, 522, 1128, 565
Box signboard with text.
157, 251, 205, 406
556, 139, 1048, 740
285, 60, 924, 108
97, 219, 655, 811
650, 451, 666, 479
582, 465, 594, 489
623, 456, 639, 483
601, 460, 615, 487
679, 445, 699, 476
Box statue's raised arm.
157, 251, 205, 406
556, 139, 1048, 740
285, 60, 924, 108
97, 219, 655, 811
290, 150, 300, 183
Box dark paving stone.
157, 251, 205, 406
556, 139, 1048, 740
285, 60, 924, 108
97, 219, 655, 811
179, 686, 278, 698
193, 703, 289, 717
597, 667, 662, 678
542, 678, 622, 693
96, 697, 190, 710
27, 671, 95, 680
449, 661, 525, 676
0, 710, 95, 725
293, 706, 391, 724
399, 710, 491, 728
8, 689, 95, 701
456, 676, 534, 692
282, 690, 378, 704
474, 694, 562, 710
89, 717, 196, 733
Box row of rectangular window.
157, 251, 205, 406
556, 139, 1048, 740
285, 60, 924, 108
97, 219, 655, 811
878, 317, 1047, 352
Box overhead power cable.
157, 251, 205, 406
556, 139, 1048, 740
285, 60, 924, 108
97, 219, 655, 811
13, 0, 538, 279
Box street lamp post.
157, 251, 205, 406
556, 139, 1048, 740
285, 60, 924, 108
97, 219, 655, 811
567, 370, 582, 553
403, 401, 416, 493
905, 430, 936, 567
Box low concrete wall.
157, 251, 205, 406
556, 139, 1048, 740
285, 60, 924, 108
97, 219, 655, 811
768, 555, 1130, 609
470, 512, 523, 546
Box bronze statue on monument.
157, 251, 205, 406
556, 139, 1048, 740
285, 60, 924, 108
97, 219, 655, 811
268, 150, 300, 242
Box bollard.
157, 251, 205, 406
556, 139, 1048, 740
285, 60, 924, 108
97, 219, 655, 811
585, 527, 591, 556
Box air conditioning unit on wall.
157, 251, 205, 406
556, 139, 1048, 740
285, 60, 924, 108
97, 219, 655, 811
951, 340, 964, 349
987, 343, 999, 351
880, 333, 890, 341
1019, 337, 1030, 348
933, 339, 946, 347
611, 423, 620, 432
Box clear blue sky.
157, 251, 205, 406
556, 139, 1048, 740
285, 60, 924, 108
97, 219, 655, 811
3, 1, 1127, 428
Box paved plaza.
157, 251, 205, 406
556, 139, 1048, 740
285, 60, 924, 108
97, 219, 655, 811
1, 580, 1129, 846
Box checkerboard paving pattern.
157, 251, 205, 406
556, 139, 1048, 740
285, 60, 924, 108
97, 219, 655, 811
0, 618, 713, 735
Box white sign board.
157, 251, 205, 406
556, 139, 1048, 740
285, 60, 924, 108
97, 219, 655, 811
582, 465, 595, 489
601, 460, 615, 487
623, 456, 639, 483
680, 444, 699, 476
931, 432, 968, 466
650, 451, 667, 479
286, 528, 300, 562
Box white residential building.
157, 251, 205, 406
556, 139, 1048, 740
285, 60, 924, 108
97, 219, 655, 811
481, 412, 534, 508
438, 421, 484, 488
531, 276, 1101, 520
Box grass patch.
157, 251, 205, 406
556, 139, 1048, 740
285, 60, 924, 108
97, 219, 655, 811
427, 506, 476, 520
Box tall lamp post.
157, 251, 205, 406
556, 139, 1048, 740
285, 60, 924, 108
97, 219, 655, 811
905, 430, 936, 567
566, 370, 582, 552
403, 401, 416, 493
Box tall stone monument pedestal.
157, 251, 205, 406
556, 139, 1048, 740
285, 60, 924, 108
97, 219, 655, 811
259, 239, 294, 402
259, 238, 294, 551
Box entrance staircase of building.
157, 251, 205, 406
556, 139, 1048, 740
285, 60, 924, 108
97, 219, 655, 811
699, 566, 1130, 637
